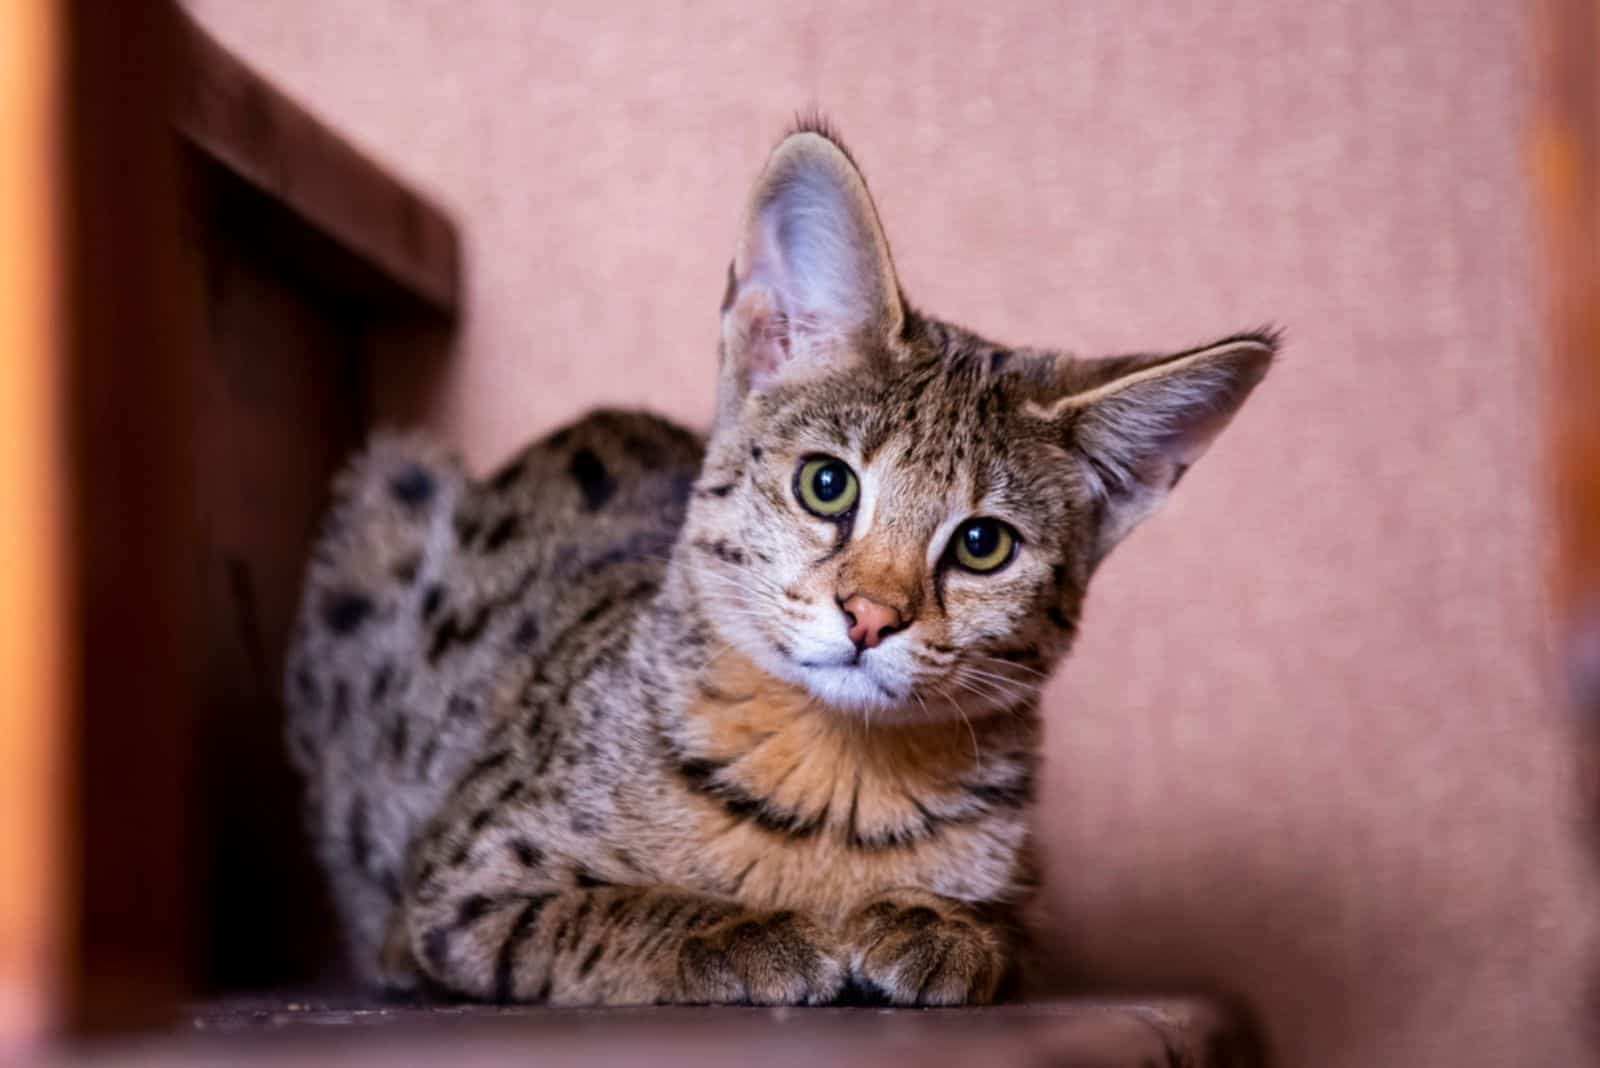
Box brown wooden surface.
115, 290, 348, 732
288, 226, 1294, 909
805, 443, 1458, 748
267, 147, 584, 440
0, 0, 71, 1046
0, 1, 465, 1036
1537, 0, 1600, 723
63, 0, 201, 1033
186, 225, 361, 993
174, 10, 460, 319
174, 5, 459, 996
63, 997, 1253, 1068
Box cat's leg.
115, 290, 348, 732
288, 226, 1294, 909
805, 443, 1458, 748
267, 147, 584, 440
841, 888, 1009, 1006
405, 876, 848, 1005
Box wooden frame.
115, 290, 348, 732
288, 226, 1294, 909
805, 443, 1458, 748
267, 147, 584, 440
0, 2, 461, 1039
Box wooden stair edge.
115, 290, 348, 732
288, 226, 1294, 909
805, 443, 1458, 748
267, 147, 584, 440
173, 9, 461, 319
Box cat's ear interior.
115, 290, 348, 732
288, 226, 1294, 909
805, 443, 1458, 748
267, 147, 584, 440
716, 125, 903, 426
1040, 334, 1276, 564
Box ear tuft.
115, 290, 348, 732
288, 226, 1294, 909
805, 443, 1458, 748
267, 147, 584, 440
785, 111, 864, 169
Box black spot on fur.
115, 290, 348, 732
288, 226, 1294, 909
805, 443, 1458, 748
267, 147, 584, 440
370, 662, 394, 704
321, 590, 373, 635
468, 807, 496, 832
428, 606, 491, 665
415, 735, 440, 777
693, 537, 747, 566
415, 859, 437, 891
387, 714, 410, 761
574, 869, 610, 889
578, 942, 605, 977
347, 795, 371, 871
510, 838, 544, 868
292, 663, 320, 709
675, 757, 722, 788
524, 704, 549, 739
489, 456, 526, 492
497, 778, 525, 803
674, 752, 824, 840
568, 448, 616, 511
512, 614, 541, 649
421, 584, 443, 622
750, 445, 764, 461
457, 749, 511, 791
457, 894, 495, 927
454, 512, 482, 548
483, 514, 522, 552
495, 895, 556, 1001
969, 772, 1035, 809
290, 729, 316, 764
447, 694, 477, 720
423, 927, 451, 972
329, 678, 351, 733
567, 898, 594, 948
391, 553, 422, 585
390, 465, 435, 507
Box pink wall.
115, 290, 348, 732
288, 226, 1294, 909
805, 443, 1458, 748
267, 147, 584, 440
185, 3, 1597, 1064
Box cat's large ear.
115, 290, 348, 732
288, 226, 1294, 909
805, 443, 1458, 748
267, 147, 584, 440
716, 126, 904, 427
1038, 334, 1276, 565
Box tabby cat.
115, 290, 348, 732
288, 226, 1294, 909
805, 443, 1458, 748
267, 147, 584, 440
284, 120, 1274, 1007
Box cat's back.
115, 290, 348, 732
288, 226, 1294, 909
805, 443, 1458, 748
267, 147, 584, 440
283, 408, 703, 972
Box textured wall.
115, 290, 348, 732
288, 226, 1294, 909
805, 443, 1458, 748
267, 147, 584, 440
183, 3, 1598, 1064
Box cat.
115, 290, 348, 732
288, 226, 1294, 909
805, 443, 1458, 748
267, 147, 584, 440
283, 119, 1275, 1007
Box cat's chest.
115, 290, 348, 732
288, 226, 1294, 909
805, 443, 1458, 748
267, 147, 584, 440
641, 655, 1036, 916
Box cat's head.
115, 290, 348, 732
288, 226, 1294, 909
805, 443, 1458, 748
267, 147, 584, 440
681, 121, 1274, 723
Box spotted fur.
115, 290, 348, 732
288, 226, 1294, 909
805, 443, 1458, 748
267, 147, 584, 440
285, 120, 1275, 1006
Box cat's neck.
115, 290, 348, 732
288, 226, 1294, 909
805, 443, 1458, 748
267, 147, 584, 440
662, 644, 1037, 846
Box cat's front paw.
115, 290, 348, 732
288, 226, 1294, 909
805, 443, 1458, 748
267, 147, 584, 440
842, 894, 1004, 1006
677, 909, 847, 1005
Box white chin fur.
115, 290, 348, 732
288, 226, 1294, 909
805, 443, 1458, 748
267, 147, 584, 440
728, 628, 901, 714
798, 663, 900, 712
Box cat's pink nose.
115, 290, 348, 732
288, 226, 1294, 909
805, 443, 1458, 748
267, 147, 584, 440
840, 594, 903, 651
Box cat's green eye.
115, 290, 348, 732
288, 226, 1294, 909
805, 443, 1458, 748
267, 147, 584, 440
795, 456, 859, 518
952, 518, 1018, 573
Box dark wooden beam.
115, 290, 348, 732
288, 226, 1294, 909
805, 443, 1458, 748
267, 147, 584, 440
173, 11, 460, 320
63, 0, 200, 1033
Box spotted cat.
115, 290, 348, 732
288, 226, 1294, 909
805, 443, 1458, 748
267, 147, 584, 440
284, 120, 1275, 1006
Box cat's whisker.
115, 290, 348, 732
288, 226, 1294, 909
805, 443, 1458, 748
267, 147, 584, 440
954, 662, 1037, 693
955, 666, 1040, 699
659, 555, 789, 597
697, 598, 783, 622
697, 642, 743, 675
975, 655, 1050, 680
691, 590, 788, 621
944, 677, 1002, 708
697, 601, 789, 631
956, 705, 983, 777
680, 568, 788, 604
911, 689, 931, 720
944, 673, 1025, 714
